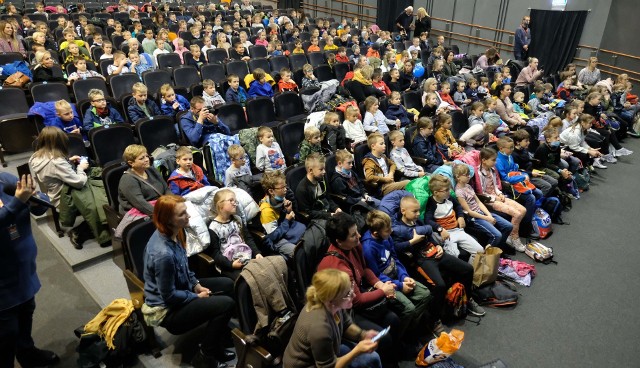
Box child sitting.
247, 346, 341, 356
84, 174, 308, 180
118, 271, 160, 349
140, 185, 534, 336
424, 174, 484, 263
330, 149, 381, 209
494, 137, 542, 239
502, 66, 512, 84
389, 130, 425, 178
363, 96, 400, 134
335, 46, 349, 63
453, 164, 512, 251
534, 128, 575, 191
247, 68, 275, 98
224, 74, 248, 106
295, 153, 341, 220
453, 81, 472, 108
372, 69, 391, 96
292, 39, 305, 54
224, 144, 253, 187
167, 146, 211, 195
258, 171, 306, 258
434, 113, 464, 158
511, 129, 558, 196
256, 126, 287, 172
82, 89, 124, 132
152, 38, 170, 65
128, 51, 153, 79
159, 84, 190, 118
307, 36, 321, 53
387, 68, 403, 93
127, 82, 161, 123
299, 126, 324, 162
512, 91, 531, 120
527, 84, 547, 116
107, 51, 130, 76
490, 72, 503, 92
67, 58, 104, 82
63, 43, 92, 68
459, 115, 500, 149
229, 41, 251, 61
438, 81, 460, 110
172, 38, 189, 63
468, 101, 485, 126
202, 79, 226, 107
100, 41, 115, 60
483, 98, 510, 136
361, 210, 432, 337
478, 77, 490, 97
362, 133, 410, 197
556, 71, 574, 102
187, 44, 206, 70
301, 64, 321, 89
59, 29, 85, 51
209, 189, 262, 281
411, 117, 443, 173
342, 105, 367, 148
42, 100, 82, 134
385, 91, 416, 127
465, 78, 480, 102
277, 68, 299, 92
319, 112, 347, 152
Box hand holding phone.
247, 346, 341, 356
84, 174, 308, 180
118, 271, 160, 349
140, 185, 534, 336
371, 326, 390, 343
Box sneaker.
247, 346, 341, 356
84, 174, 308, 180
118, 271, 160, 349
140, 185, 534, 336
505, 235, 516, 249
510, 236, 526, 252
16, 347, 60, 368
467, 298, 486, 317
616, 147, 634, 156
593, 159, 608, 169
603, 154, 617, 163
432, 319, 446, 338
627, 129, 640, 138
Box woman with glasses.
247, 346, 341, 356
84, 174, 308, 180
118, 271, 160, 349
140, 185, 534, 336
283, 268, 382, 368
208, 189, 262, 281
118, 144, 170, 216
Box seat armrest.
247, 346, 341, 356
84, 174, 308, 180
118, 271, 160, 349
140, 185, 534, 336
411, 156, 429, 166
189, 252, 216, 278
123, 269, 145, 309
232, 328, 274, 368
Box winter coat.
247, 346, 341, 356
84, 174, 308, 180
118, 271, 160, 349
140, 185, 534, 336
330, 169, 366, 206
248, 80, 274, 98
29, 155, 87, 208
160, 94, 190, 117
384, 104, 414, 127
361, 231, 409, 290
167, 164, 211, 196
127, 97, 161, 123
411, 133, 444, 166
83, 105, 125, 132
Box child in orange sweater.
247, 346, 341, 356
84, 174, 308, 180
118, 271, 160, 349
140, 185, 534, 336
434, 113, 464, 158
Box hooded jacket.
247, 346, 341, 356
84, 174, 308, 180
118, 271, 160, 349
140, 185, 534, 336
159, 94, 190, 117
83, 104, 125, 132
411, 133, 444, 166
248, 80, 275, 98
384, 103, 414, 127
391, 213, 434, 254
127, 97, 162, 123
495, 151, 526, 184
361, 231, 410, 291
167, 164, 210, 196
29, 154, 87, 208
362, 152, 396, 197
330, 168, 366, 206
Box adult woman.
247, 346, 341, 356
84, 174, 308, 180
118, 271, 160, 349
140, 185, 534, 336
347, 65, 385, 103
515, 57, 543, 86
152, 12, 167, 32
143, 195, 235, 368
29, 127, 110, 249
32, 50, 67, 83
577, 57, 601, 87
475, 47, 500, 71
283, 269, 381, 368
0, 172, 59, 368
118, 144, 170, 216
414, 8, 431, 37
494, 83, 526, 128
317, 213, 401, 367
0, 20, 26, 56
442, 50, 459, 78
398, 59, 419, 91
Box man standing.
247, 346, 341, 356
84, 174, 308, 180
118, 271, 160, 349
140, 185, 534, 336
514, 16, 531, 61
395, 6, 414, 37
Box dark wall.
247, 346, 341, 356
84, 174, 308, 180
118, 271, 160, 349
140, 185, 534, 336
598, 0, 640, 83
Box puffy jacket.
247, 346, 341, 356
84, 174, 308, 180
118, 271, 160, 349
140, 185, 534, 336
391, 213, 433, 254
166, 164, 210, 196
378, 189, 413, 218
29, 101, 81, 133
127, 97, 161, 123
82, 105, 125, 132
248, 80, 274, 98
384, 104, 414, 127
159, 94, 190, 117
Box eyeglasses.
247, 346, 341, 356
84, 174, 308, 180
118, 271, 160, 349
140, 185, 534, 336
342, 282, 356, 301
92, 98, 106, 102
221, 198, 238, 204
273, 186, 287, 190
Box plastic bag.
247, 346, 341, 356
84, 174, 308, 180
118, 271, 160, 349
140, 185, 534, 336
416, 329, 465, 366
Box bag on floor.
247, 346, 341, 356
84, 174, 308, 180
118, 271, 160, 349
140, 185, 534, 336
525, 241, 556, 264
416, 329, 465, 366
573, 167, 590, 191
471, 280, 519, 308
443, 283, 467, 321
531, 208, 553, 239
472, 246, 502, 287
539, 196, 563, 223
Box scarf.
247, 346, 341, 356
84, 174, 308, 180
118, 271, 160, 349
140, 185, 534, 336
95, 106, 109, 118
352, 70, 372, 86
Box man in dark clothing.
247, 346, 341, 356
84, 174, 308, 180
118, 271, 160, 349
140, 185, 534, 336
514, 16, 531, 61
295, 153, 341, 220
395, 6, 414, 35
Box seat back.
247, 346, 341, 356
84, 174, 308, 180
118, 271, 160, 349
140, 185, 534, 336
110, 73, 141, 100
89, 124, 135, 167
172, 65, 201, 89
277, 121, 304, 165
102, 161, 128, 209
246, 97, 276, 126
207, 48, 229, 64
122, 217, 156, 279
200, 64, 227, 86
142, 70, 172, 97
269, 55, 290, 74
307, 52, 325, 68
226, 60, 250, 81
248, 58, 271, 73
333, 62, 350, 83
156, 52, 183, 69
353, 142, 370, 177
450, 110, 469, 139
0, 52, 24, 65
0, 87, 29, 116
288, 53, 308, 71
67, 133, 89, 157
403, 90, 423, 110
314, 64, 334, 82
135, 116, 179, 154
0, 115, 38, 153
274, 92, 304, 120
30, 82, 70, 103
293, 233, 329, 302
248, 45, 268, 58
217, 103, 249, 133
73, 77, 109, 101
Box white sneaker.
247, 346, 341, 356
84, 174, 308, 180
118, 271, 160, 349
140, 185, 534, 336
593, 158, 608, 169
616, 148, 634, 156
603, 154, 617, 163
508, 236, 526, 252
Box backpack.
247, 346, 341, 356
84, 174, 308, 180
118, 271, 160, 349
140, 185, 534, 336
573, 167, 590, 191
525, 241, 556, 264
443, 283, 467, 321
539, 196, 563, 224
151, 143, 179, 180
238, 127, 260, 163
222, 234, 253, 264
531, 208, 553, 239
471, 280, 519, 308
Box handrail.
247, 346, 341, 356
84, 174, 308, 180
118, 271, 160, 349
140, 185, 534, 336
432, 28, 512, 48
574, 57, 640, 77
577, 44, 640, 62
338, 0, 377, 10
573, 60, 640, 84
430, 16, 515, 36
303, 3, 376, 22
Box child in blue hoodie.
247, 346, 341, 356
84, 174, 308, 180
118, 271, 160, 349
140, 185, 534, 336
495, 136, 542, 239
159, 84, 190, 118
410, 117, 443, 173
361, 209, 432, 338
247, 68, 275, 98
225, 73, 248, 106
384, 91, 417, 128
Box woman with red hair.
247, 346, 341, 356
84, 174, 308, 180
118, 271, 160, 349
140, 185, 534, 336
143, 195, 236, 368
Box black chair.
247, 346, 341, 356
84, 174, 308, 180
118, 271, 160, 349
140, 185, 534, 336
122, 216, 156, 278
217, 103, 249, 133
109, 73, 141, 101
403, 90, 423, 111
172, 65, 201, 89
314, 64, 334, 82
231, 328, 274, 368
0, 88, 29, 117
30, 82, 70, 103
353, 142, 370, 178
277, 121, 304, 165
207, 48, 229, 64
248, 45, 268, 58
0, 115, 38, 167
292, 234, 329, 302
156, 52, 183, 69
99, 59, 113, 77
200, 64, 227, 86
333, 62, 349, 83
449, 110, 469, 139
248, 58, 271, 73
307, 52, 325, 68
135, 116, 179, 154
288, 53, 308, 71
72, 77, 109, 101
89, 124, 135, 167
245, 97, 278, 128
394, 42, 405, 52
226, 60, 250, 81
0, 52, 24, 65
274, 92, 306, 122
142, 69, 172, 97
269, 55, 290, 74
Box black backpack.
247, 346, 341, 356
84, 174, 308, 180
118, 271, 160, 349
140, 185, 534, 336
471, 280, 519, 308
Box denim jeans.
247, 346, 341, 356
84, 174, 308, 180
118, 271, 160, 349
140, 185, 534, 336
339, 342, 382, 368
470, 213, 513, 249
516, 188, 542, 236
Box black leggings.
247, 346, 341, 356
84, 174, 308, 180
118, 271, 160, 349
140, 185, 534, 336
354, 309, 401, 365
593, 127, 621, 151
416, 253, 473, 320
161, 277, 235, 355
0, 298, 35, 368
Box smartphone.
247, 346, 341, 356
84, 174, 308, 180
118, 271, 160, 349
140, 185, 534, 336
16, 164, 31, 179
371, 326, 390, 343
